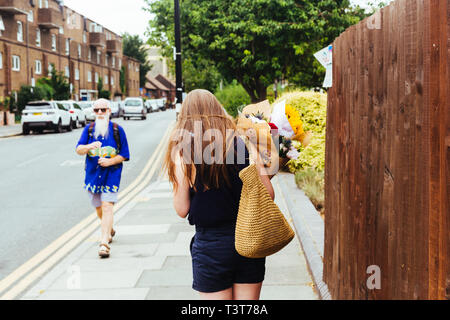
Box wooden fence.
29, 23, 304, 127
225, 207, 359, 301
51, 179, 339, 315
324, 0, 449, 299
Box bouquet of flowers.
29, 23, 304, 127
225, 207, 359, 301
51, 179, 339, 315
237, 99, 311, 174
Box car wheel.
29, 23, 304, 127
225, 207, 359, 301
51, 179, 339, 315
55, 119, 63, 133
67, 120, 73, 132
22, 125, 30, 135
73, 118, 78, 129
81, 121, 86, 127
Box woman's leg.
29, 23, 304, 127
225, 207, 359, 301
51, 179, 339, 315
232, 282, 263, 300
95, 206, 102, 219
199, 287, 233, 300
100, 201, 114, 244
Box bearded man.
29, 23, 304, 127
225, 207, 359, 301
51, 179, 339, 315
75, 98, 130, 258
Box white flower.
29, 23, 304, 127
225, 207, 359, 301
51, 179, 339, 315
286, 147, 300, 160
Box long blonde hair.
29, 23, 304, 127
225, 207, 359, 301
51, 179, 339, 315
163, 89, 238, 192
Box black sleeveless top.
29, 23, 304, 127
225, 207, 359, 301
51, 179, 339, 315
187, 136, 250, 228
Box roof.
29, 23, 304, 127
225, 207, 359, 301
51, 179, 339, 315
155, 74, 175, 89
145, 82, 157, 90
145, 73, 170, 91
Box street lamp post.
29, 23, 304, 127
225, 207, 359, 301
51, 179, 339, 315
174, 0, 183, 118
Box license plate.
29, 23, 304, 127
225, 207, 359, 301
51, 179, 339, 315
33, 113, 42, 116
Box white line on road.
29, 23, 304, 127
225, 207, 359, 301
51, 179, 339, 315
16, 154, 48, 168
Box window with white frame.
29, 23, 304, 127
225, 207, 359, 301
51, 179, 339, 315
17, 21, 23, 42
12, 55, 20, 71
28, 10, 33, 22
95, 72, 98, 83
97, 51, 100, 64
0, 16, 5, 36
104, 75, 108, 85
90, 23, 96, 32
48, 63, 53, 75
83, 32, 87, 44
39, 0, 43, 8
35, 60, 42, 74
0, 52, 3, 69
75, 69, 80, 80
88, 71, 92, 82
88, 49, 91, 61
111, 76, 114, 86
52, 34, 57, 51
44, 0, 49, 8
105, 55, 108, 66
78, 44, 81, 58
112, 56, 115, 68
59, 26, 64, 34
65, 66, 70, 78
36, 29, 41, 47
65, 39, 70, 55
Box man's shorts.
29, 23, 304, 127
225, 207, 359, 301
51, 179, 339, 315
190, 225, 266, 293
87, 191, 118, 208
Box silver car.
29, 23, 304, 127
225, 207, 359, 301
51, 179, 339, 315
79, 101, 95, 122
123, 97, 146, 120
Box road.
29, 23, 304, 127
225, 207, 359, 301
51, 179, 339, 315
0, 109, 175, 281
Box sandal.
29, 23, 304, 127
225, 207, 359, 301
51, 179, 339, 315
98, 243, 110, 258
108, 229, 116, 244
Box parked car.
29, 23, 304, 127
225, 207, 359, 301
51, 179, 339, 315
123, 97, 146, 120
145, 99, 159, 113
59, 100, 86, 128
110, 101, 121, 118
79, 101, 95, 122
21, 101, 72, 134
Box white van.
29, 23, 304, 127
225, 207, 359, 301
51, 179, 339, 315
123, 97, 146, 120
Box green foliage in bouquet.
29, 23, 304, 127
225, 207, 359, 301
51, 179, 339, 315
273, 91, 327, 172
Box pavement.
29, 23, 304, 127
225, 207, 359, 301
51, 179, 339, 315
17, 168, 320, 300
0, 124, 21, 138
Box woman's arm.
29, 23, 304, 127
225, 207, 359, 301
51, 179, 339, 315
257, 163, 275, 200
173, 157, 191, 218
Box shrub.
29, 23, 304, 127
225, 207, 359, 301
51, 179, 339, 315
215, 80, 251, 118
295, 168, 325, 217
17, 85, 47, 113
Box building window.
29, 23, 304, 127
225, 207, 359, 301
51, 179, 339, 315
45, 0, 48, 8
95, 72, 98, 83
39, 0, 49, 8
88, 71, 92, 82
52, 34, 56, 51
65, 66, 70, 78
36, 29, 41, 47
112, 57, 115, 68
12, 55, 20, 71
0, 16, 5, 36
35, 60, 42, 75
83, 32, 87, 44
90, 23, 96, 32
105, 55, 108, 67
65, 39, 70, 55
97, 51, 100, 64
17, 21, 23, 42
111, 76, 114, 86
28, 10, 34, 22
104, 75, 108, 85
78, 44, 81, 58
59, 27, 64, 34
75, 69, 80, 81
88, 49, 91, 61
48, 63, 53, 75
0, 52, 3, 69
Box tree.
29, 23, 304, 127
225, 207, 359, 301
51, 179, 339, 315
38, 64, 70, 100
16, 85, 47, 113
122, 33, 153, 88
97, 77, 111, 99
145, 0, 366, 102
120, 65, 127, 95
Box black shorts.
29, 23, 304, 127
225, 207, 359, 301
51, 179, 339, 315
190, 225, 266, 293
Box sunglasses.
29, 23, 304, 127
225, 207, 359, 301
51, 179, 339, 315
93, 108, 109, 113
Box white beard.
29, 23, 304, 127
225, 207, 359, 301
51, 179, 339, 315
94, 116, 109, 139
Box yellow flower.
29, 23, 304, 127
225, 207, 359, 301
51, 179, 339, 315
285, 104, 304, 138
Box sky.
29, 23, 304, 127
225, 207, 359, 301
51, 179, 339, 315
64, 0, 152, 40
63, 0, 389, 42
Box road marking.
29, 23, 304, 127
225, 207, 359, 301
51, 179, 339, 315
0, 121, 175, 300
16, 154, 48, 168
60, 160, 84, 167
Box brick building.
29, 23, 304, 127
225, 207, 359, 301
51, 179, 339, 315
0, 0, 140, 101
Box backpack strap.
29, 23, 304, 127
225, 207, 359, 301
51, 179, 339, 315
88, 121, 95, 138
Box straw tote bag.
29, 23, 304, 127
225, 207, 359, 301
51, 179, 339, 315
235, 163, 295, 258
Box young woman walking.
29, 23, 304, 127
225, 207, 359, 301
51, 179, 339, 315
164, 89, 274, 300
